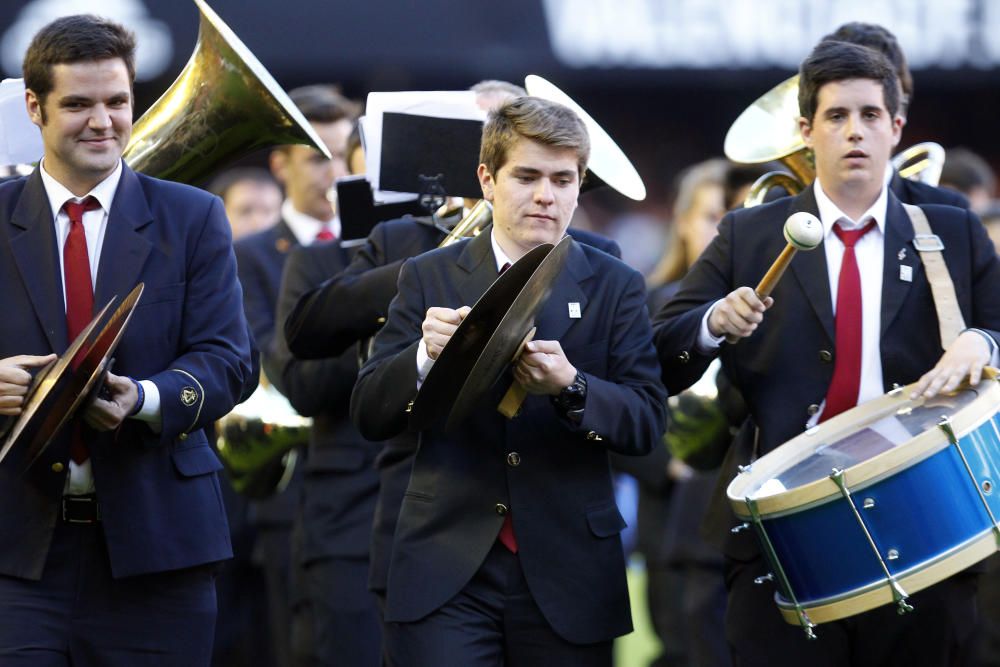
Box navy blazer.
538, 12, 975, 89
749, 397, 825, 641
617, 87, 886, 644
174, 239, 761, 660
234, 220, 298, 357
267, 241, 379, 564
350, 230, 666, 643
653, 184, 1000, 559
0, 166, 256, 580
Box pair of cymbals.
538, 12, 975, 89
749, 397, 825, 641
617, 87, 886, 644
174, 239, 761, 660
409, 237, 572, 432
0, 283, 145, 470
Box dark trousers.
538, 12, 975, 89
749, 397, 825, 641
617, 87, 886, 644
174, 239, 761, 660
290, 556, 381, 667
725, 557, 978, 667
0, 519, 217, 666
384, 540, 613, 667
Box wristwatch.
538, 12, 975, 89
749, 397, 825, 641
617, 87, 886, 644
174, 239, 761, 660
551, 370, 587, 422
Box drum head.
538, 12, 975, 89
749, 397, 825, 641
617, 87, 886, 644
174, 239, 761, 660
728, 378, 998, 514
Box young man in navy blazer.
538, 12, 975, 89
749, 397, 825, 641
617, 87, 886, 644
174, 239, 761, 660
351, 96, 666, 666
0, 15, 255, 666
654, 40, 1000, 667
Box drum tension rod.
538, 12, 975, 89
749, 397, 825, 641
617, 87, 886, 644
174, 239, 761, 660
829, 468, 914, 616
745, 496, 817, 639
939, 416, 1000, 547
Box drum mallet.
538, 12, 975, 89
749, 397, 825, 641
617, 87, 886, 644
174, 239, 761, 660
726, 212, 823, 343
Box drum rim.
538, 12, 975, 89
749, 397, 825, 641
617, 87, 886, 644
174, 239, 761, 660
774, 527, 996, 625
727, 378, 1000, 519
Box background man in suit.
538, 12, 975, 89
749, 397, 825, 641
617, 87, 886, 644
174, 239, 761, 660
232, 84, 359, 667
350, 96, 666, 666
0, 15, 255, 665
210, 166, 283, 240
653, 40, 1000, 667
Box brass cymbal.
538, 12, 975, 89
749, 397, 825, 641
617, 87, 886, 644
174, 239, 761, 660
409, 236, 572, 432
0, 283, 145, 470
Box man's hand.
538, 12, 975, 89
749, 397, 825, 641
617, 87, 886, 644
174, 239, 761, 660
911, 330, 993, 399
0, 354, 56, 416
708, 287, 773, 340
513, 340, 577, 396
422, 306, 471, 360
83, 372, 138, 431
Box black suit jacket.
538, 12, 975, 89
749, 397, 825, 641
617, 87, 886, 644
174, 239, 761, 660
653, 184, 1000, 560
268, 241, 379, 564
350, 230, 666, 643
284, 217, 623, 593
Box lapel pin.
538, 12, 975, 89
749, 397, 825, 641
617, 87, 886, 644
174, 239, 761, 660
568, 302, 581, 319
899, 265, 913, 282
897, 247, 907, 261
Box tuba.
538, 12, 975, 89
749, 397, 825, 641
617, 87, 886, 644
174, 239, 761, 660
123, 0, 332, 183
726, 75, 946, 207
124, 0, 324, 496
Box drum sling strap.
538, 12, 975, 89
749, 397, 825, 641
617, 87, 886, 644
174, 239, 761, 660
902, 203, 966, 350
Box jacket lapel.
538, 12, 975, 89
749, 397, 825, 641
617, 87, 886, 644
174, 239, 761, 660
534, 237, 590, 342
787, 185, 835, 342
455, 227, 502, 308
94, 167, 153, 311
9, 171, 67, 352
880, 193, 918, 336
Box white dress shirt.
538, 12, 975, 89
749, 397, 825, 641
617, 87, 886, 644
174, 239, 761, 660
281, 199, 340, 245
40, 159, 162, 494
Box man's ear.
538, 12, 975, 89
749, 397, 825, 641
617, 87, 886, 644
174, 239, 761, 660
25, 89, 43, 128
269, 150, 289, 185
798, 116, 813, 149
477, 163, 495, 202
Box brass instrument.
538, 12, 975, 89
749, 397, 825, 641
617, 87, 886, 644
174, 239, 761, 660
891, 141, 946, 186
216, 382, 310, 499
724, 74, 814, 207
123, 0, 332, 183
124, 0, 328, 496
438, 199, 492, 247
727, 75, 945, 207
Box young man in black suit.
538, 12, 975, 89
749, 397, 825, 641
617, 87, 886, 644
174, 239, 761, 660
653, 40, 1000, 667
350, 96, 666, 666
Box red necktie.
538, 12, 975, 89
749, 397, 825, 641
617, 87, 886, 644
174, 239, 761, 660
63, 196, 101, 463
314, 225, 335, 243
496, 259, 518, 552
820, 220, 877, 423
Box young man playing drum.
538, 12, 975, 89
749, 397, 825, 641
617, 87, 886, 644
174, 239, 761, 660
653, 40, 1000, 667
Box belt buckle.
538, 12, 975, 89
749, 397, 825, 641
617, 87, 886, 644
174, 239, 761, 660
62, 495, 100, 524
912, 234, 945, 252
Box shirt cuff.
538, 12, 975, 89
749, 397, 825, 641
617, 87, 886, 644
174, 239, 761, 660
132, 379, 162, 428
965, 328, 1000, 366
697, 301, 726, 353
415, 340, 435, 389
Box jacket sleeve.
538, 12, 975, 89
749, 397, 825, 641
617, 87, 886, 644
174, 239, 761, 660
147, 197, 257, 443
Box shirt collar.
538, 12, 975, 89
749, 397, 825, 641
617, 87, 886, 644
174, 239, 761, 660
489, 228, 515, 273
281, 199, 340, 245
40, 158, 122, 221
813, 177, 888, 238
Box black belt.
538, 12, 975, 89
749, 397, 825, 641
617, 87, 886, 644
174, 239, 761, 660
62, 494, 101, 523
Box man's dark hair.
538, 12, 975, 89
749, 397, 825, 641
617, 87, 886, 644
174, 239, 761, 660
940, 147, 997, 196
288, 85, 360, 125
208, 167, 281, 203
798, 40, 900, 123
822, 22, 913, 114
23, 15, 136, 118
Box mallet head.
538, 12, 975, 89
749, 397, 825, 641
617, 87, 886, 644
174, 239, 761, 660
783, 212, 824, 251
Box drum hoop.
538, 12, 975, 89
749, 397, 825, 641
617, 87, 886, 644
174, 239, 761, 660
728, 379, 1000, 519
774, 527, 997, 625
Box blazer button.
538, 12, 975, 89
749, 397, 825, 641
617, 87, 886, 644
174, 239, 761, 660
507, 452, 521, 467
807, 404, 821, 416
495, 503, 508, 516
586, 431, 603, 441
51, 462, 64, 473
677, 351, 690, 364
819, 350, 833, 363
